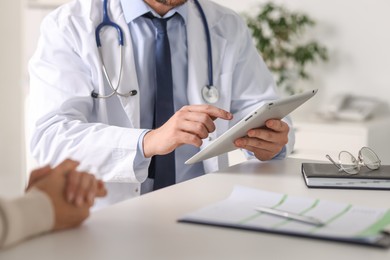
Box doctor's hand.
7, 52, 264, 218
234, 119, 289, 161
143, 105, 233, 157
27, 159, 107, 230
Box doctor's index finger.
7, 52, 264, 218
182, 105, 233, 121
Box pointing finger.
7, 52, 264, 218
181, 105, 233, 121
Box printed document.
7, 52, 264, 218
179, 186, 390, 246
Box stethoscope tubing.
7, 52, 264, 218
93, 0, 217, 102
93, 47, 126, 99
95, 0, 124, 47
194, 0, 213, 87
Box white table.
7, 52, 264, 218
1, 158, 389, 260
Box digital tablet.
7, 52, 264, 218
185, 89, 318, 164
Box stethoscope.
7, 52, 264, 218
92, 0, 219, 104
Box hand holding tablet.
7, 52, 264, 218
185, 89, 318, 164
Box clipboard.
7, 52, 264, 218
178, 186, 390, 248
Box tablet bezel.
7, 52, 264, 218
185, 89, 318, 164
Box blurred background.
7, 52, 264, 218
1, 0, 389, 198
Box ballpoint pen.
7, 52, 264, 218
255, 206, 325, 226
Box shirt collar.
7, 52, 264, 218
120, 0, 188, 24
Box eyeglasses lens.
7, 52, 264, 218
339, 151, 359, 174
360, 147, 381, 170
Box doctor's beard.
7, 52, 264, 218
155, 0, 188, 7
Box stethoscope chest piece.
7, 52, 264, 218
202, 85, 219, 104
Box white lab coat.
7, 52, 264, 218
29, 0, 294, 205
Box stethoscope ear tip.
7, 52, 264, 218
91, 91, 99, 98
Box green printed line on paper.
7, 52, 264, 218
309, 204, 352, 233
357, 209, 390, 237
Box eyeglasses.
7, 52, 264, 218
326, 147, 381, 175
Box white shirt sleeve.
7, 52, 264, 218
0, 188, 54, 249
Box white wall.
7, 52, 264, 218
0, 0, 24, 197
213, 0, 390, 114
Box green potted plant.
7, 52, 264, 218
245, 2, 328, 94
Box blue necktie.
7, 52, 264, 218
146, 14, 176, 190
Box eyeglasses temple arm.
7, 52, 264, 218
326, 154, 342, 170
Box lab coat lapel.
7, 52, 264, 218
187, 0, 227, 106
187, 0, 228, 172
112, 0, 141, 128
89, 0, 141, 128
187, 1, 207, 106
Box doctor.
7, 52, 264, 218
29, 0, 294, 206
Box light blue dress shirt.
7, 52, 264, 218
120, 0, 204, 193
